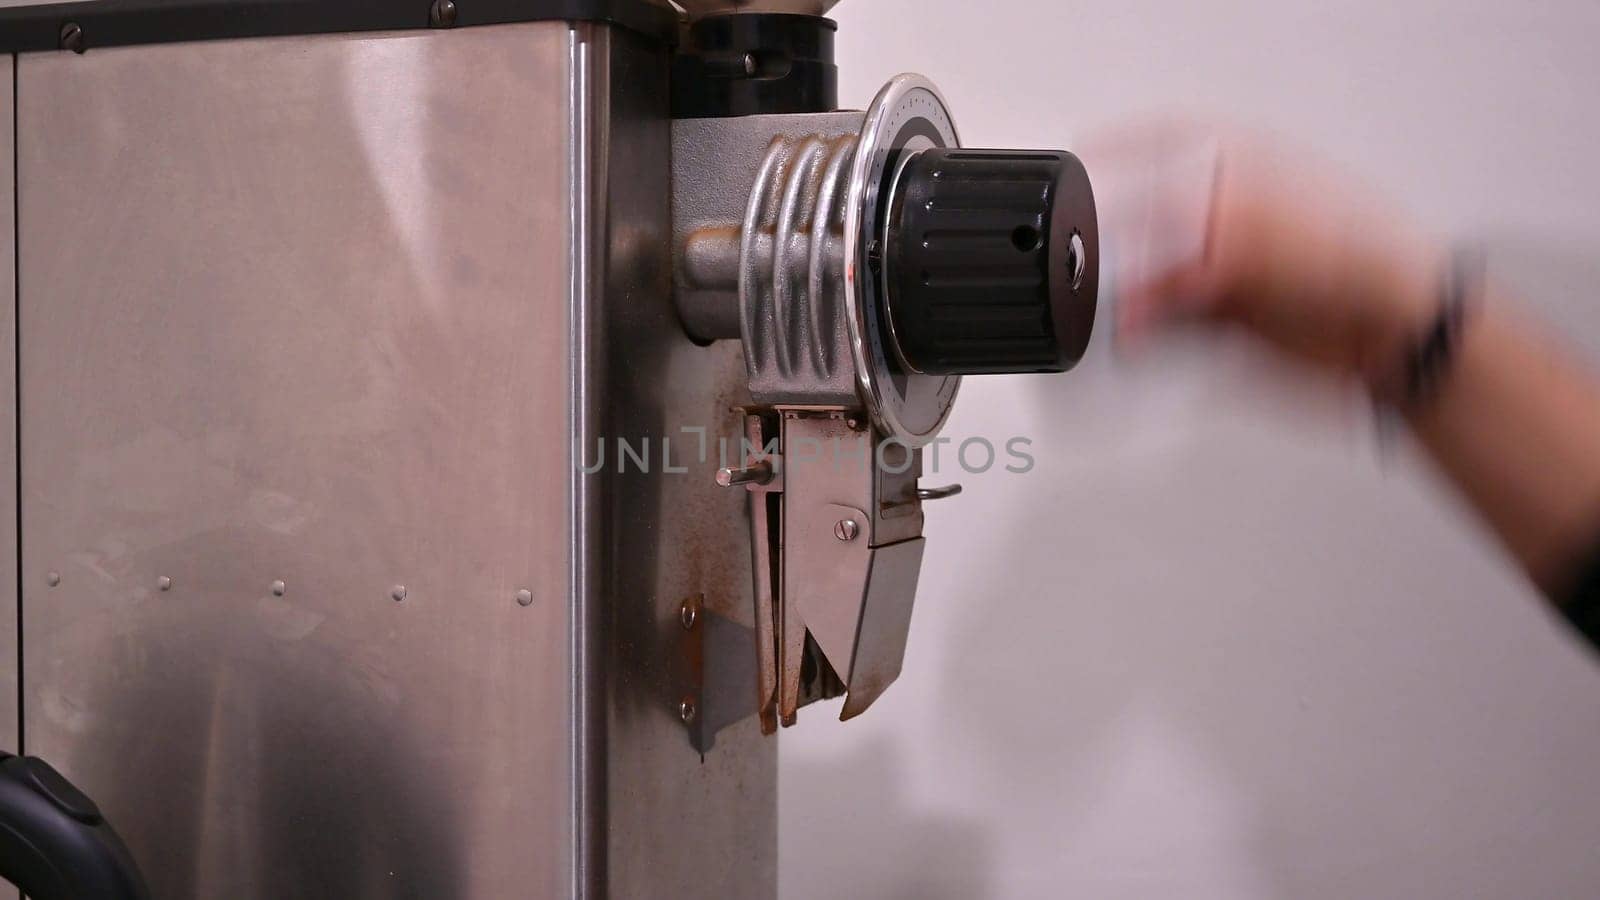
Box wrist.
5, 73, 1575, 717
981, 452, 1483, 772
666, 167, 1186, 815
1362, 247, 1445, 382
1367, 245, 1483, 411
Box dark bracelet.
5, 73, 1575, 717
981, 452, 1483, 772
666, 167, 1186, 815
1375, 246, 1484, 413
1556, 533, 1600, 653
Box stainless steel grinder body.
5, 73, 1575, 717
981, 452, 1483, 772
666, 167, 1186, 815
0, 1, 1100, 896
3, 7, 772, 898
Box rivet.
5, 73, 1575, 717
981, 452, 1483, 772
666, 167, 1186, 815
834, 519, 860, 542
429, 0, 458, 27
679, 597, 700, 631
59, 23, 84, 54
158, 576, 172, 592
678, 697, 697, 724
271, 580, 286, 597
46, 571, 60, 588
391, 585, 408, 603
516, 589, 534, 607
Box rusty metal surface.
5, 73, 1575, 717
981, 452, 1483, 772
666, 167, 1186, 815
586, 23, 778, 899
736, 412, 783, 734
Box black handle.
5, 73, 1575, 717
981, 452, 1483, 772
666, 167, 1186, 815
883, 147, 1099, 375
0, 752, 150, 900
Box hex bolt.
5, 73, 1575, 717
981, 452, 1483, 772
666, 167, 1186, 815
271, 580, 286, 597
834, 519, 860, 542
679, 597, 700, 631
429, 0, 458, 27
158, 576, 173, 592
391, 585, 408, 603
46, 572, 60, 588
516, 589, 534, 607
59, 23, 84, 54
678, 697, 697, 725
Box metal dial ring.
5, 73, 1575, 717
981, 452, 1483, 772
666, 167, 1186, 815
842, 74, 963, 447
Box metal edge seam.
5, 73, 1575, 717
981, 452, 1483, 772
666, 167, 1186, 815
9, 52, 19, 760
567, 21, 609, 900
0, 0, 680, 55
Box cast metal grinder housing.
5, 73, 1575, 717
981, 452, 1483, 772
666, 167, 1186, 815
673, 42, 1099, 735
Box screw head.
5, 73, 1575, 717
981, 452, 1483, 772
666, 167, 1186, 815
516, 589, 534, 607
429, 0, 458, 27
834, 519, 860, 542
158, 576, 173, 592
391, 585, 408, 603
271, 580, 286, 597
1067, 230, 1087, 292
59, 23, 84, 53
46, 571, 60, 588
679, 597, 700, 631
678, 698, 697, 724
741, 52, 758, 76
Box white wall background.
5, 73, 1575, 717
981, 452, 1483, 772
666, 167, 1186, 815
780, 2, 1600, 898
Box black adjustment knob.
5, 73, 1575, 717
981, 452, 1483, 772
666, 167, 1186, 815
883, 148, 1099, 375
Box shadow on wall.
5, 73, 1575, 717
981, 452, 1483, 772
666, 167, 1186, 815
782, 732, 995, 900
782, 237, 1600, 899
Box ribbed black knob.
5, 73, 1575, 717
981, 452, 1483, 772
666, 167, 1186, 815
883, 148, 1098, 375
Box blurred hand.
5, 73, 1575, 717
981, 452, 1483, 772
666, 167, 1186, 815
1097, 124, 1444, 386
1090, 123, 1600, 599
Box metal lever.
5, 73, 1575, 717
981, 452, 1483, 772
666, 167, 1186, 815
674, 73, 1098, 743
720, 410, 930, 730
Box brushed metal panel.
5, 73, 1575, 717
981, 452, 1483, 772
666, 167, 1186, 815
573, 25, 778, 899
18, 26, 573, 898
1, 55, 16, 755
